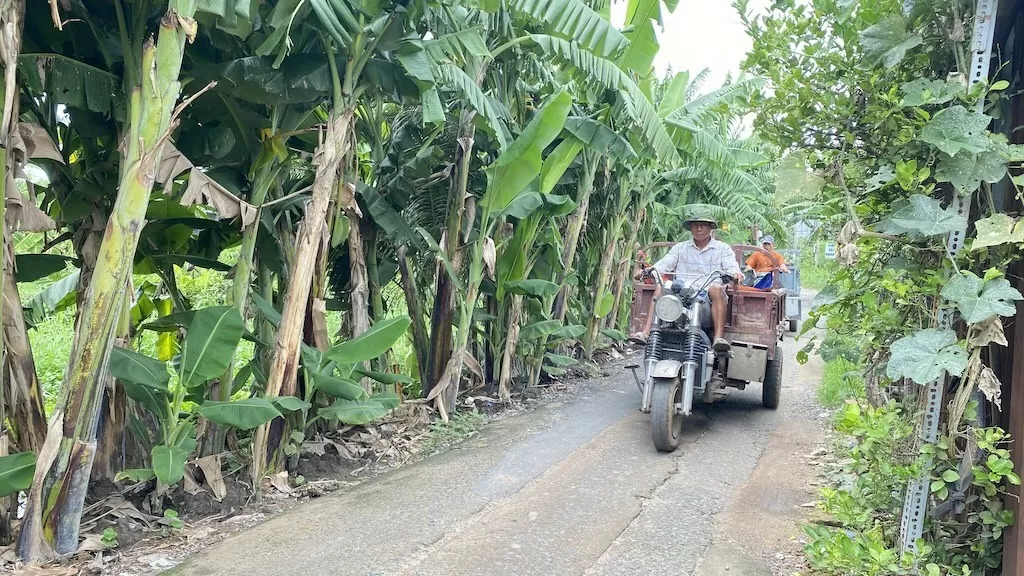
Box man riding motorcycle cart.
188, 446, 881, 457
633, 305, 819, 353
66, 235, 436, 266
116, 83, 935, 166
631, 212, 744, 353
626, 211, 787, 452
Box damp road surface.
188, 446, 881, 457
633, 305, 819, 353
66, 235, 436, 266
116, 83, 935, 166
171, 292, 826, 576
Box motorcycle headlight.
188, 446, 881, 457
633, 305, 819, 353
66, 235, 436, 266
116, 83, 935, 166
655, 295, 685, 323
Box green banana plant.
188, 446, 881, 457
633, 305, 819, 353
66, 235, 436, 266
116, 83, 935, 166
425, 90, 573, 416
106, 306, 281, 487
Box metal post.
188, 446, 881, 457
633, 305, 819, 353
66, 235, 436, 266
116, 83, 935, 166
898, 0, 998, 553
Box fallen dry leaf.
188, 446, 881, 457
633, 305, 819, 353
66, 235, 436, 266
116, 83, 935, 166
76, 533, 106, 553
195, 454, 227, 502
268, 471, 292, 495
13, 564, 79, 575
183, 467, 204, 496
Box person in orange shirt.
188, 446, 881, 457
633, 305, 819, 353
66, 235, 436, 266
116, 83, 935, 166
745, 236, 790, 274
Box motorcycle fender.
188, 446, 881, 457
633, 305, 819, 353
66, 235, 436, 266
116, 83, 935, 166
651, 359, 683, 380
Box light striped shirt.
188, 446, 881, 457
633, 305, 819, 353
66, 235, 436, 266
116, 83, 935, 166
653, 239, 741, 290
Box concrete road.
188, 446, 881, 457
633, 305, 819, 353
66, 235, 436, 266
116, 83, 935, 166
173, 296, 824, 576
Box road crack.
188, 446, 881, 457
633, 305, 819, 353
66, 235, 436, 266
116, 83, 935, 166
582, 418, 715, 575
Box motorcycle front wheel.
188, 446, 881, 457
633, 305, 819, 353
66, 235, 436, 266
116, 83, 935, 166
651, 377, 683, 452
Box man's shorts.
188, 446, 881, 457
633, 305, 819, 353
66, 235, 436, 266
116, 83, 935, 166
696, 290, 714, 328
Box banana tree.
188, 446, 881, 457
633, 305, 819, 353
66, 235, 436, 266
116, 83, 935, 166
582, 172, 634, 355
0, 0, 32, 546
425, 90, 573, 416
251, 0, 431, 481
17, 0, 213, 559
491, 113, 636, 397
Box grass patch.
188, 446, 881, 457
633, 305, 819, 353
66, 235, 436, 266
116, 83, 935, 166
798, 256, 835, 291
17, 247, 421, 410
422, 410, 485, 454
817, 357, 865, 409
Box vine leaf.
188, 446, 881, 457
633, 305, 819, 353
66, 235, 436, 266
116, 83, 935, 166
900, 78, 961, 107
941, 272, 1023, 324
880, 194, 961, 237
859, 15, 923, 68
918, 106, 992, 156
972, 213, 1024, 250
934, 148, 1007, 193
886, 328, 968, 385
865, 166, 895, 192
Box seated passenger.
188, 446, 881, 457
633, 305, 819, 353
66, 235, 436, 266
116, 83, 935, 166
745, 235, 790, 274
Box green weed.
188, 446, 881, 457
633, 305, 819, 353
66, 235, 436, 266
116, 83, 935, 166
817, 358, 865, 409
799, 253, 836, 291
101, 527, 119, 549
422, 410, 485, 454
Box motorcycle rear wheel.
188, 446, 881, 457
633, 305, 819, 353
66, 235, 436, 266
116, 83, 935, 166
652, 378, 683, 452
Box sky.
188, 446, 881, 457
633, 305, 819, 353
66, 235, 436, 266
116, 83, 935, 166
611, 0, 772, 91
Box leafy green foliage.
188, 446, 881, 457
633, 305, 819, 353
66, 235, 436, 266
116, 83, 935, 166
563, 117, 636, 161
482, 91, 573, 212
881, 195, 961, 237
179, 306, 245, 388
520, 320, 563, 341
317, 396, 397, 425
151, 445, 189, 486
934, 147, 1008, 193
327, 316, 412, 364
507, 279, 560, 298
817, 358, 865, 409
858, 15, 922, 68
886, 328, 967, 385
0, 452, 36, 498
272, 396, 313, 413
918, 106, 992, 156
528, 35, 681, 164
310, 371, 368, 401
13, 254, 73, 283
774, 152, 825, 202
101, 527, 119, 549
941, 272, 1023, 324
745, 2, 1021, 573
509, 0, 629, 59
109, 347, 172, 392
198, 398, 283, 430
900, 78, 961, 106
972, 213, 1024, 250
